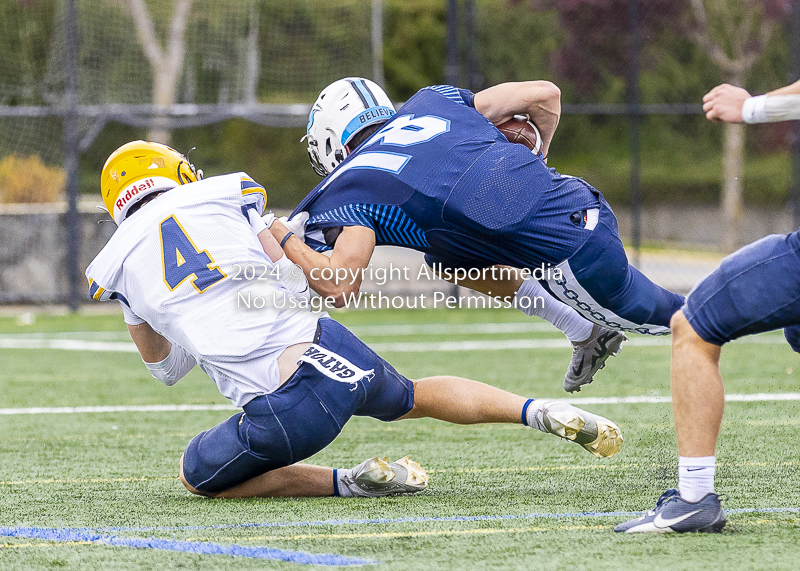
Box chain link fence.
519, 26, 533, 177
0, 0, 798, 305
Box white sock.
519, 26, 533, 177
334, 468, 354, 497
514, 278, 594, 342
522, 398, 553, 433
678, 456, 716, 502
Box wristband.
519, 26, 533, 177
280, 231, 294, 248
742, 95, 768, 124
765, 95, 800, 122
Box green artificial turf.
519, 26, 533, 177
1, 308, 798, 570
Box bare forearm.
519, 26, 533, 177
474, 81, 561, 157
256, 228, 284, 262
269, 221, 371, 304
769, 79, 800, 96
127, 322, 171, 363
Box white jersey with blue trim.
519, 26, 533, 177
86, 172, 321, 407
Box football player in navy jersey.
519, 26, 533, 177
615, 80, 800, 533
268, 78, 685, 393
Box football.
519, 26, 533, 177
497, 115, 543, 157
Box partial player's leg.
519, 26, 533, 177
540, 199, 684, 336
326, 313, 623, 458
179, 403, 427, 499
671, 310, 724, 461
613, 311, 727, 534
180, 453, 425, 499
510, 275, 627, 393
784, 324, 800, 352
430, 259, 626, 392
397, 375, 622, 458
180, 454, 334, 498
491, 177, 683, 336
615, 231, 800, 533
613, 311, 726, 534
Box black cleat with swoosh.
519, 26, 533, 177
614, 489, 727, 533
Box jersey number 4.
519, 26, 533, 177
160, 216, 226, 293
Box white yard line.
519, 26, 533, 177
0, 322, 557, 342
568, 393, 800, 405
1, 333, 788, 353
0, 404, 236, 415
0, 338, 139, 352
2, 393, 799, 415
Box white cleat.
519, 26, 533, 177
533, 401, 623, 458
340, 456, 428, 497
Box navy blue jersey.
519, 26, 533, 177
293, 85, 601, 268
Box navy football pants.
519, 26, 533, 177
182, 318, 415, 494
684, 231, 800, 348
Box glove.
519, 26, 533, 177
261, 211, 276, 229
274, 256, 310, 301
278, 211, 309, 243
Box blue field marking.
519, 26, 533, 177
0, 526, 375, 565
85, 506, 800, 534
728, 507, 800, 515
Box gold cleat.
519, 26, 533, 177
539, 401, 623, 458
343, 456, 429, 497
544, 408, 587, 439
584, 419, 624, 458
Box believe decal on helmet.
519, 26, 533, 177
341, 105, 395, 146
305, 77, 395, 176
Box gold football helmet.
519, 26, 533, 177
101, 141, 200, 224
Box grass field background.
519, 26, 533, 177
1, 307, 799, 570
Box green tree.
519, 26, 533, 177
384, 0, 447, 99
689, 0, 788, 251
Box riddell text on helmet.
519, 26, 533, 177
116, 178, 156, 211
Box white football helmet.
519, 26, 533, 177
305, 77, 395, 176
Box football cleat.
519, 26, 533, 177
564, 324, 627, 393
339, 456, 428, 497
530, 401, 623, 458
614, 489, 727, 533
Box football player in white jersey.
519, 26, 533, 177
87, 141, 623, 499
